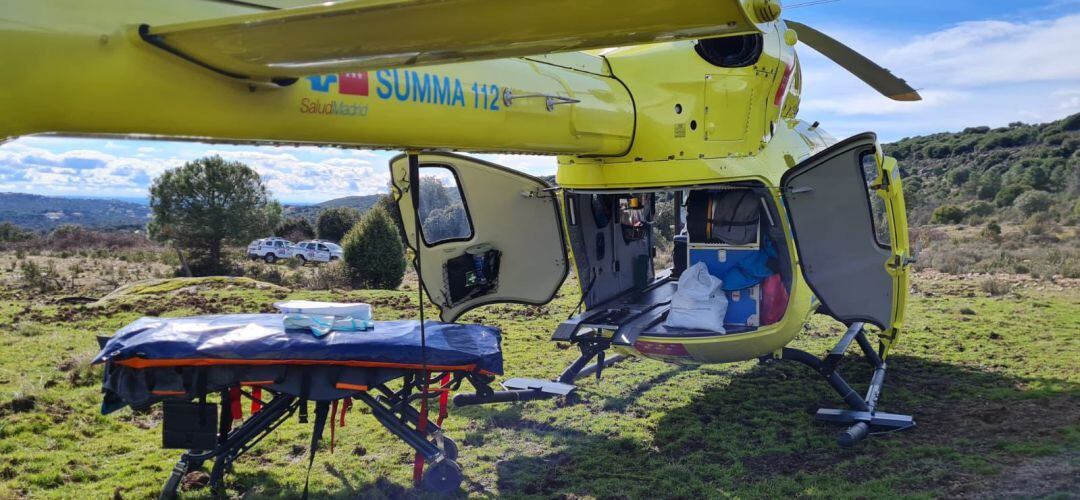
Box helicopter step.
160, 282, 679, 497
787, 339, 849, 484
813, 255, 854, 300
767, 322, 915, 447
453, 346, 626, 407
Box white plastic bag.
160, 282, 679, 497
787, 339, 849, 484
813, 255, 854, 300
664, 262, 727, 332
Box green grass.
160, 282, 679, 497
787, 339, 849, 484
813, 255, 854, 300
0, 275, 1076, 498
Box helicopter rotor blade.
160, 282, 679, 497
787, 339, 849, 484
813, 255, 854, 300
785, 20, 921, 101
142, 0, 771, 81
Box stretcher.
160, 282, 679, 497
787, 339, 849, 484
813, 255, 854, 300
94, 314, 504, 497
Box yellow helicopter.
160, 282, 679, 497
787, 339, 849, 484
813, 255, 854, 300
2, 0, 919, 448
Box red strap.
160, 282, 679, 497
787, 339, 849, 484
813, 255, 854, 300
340, 399, 351, 427
330, 400, 338, 454
437, 373, 451, 427
229, 386, 243, 421
250, 387, 263, 414
413, 377, 430, 486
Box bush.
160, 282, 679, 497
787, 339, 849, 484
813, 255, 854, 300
46, 225, 152, 252
922, 144, 951, 159
341, 207, 406, 289
964, 200, 994, 218
980, 279, 1012, 296
981, 222, 1002, 241
947, 167, 970, 186
930, 205, 966, 224
0, 222, 34, 243
316, 207, 361, 243
275, 217, 315, 242
994, 184, 1028, 207
1013, 190, 1054, 216
18, 260, 61, 293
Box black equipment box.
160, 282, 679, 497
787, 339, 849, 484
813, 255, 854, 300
162, 400, 218, 450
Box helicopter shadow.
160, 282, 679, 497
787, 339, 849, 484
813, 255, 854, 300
491, 354, 1079, 498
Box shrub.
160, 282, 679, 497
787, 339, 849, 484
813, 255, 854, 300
275, 217, 315, 242
1013, 190, 1054, 216
964, 200, 994, 218
994, 184, 1028, 207
296, 261, 352, 290
922, 144, 951, 159
947, 167, 970, 186
980, 279, 1012, 296
18, 260, 61, 293
0, 222, 34, 243
316, 207, 361, 243
1062, 112, 1080, 131
930, 205, 966, 224
981, 222, 1002, 241
341, 206, 406, 289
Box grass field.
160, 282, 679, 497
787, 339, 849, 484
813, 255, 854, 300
0, 270, 1077, 499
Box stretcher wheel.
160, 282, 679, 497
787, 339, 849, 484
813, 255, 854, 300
422, 459, 463, 493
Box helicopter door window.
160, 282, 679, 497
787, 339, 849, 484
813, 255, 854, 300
417, 165, 474, 246
860, 152, 891, 248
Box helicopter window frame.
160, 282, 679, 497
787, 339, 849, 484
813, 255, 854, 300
858, 150, 892, 251
414, 163, 476, 248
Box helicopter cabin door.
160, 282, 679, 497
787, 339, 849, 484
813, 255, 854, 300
780, 133, 911, 338
390, 153, 569, 322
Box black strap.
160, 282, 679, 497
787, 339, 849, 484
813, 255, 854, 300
301, 401, 331, 500
195, 369, 208, 426
298, 369, 310, 424
217, 390, 232, 445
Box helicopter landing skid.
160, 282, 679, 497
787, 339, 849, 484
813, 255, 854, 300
766, 322, 915, 447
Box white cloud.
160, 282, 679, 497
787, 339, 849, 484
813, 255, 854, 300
796, 13, 1080, 139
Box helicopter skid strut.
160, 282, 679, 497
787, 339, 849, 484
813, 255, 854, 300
767, 322, 915, 447
453, 343, 624, 406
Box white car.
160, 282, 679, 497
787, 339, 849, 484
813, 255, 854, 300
293, 240, 344, 263
247, 237, 295, 263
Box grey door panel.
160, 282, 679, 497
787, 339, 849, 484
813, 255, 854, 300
781, 133, 893, 328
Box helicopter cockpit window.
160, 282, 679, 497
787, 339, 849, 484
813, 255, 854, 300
694, 34, 764, 68
618, 194, 653, 242
417, 165, 473, 246
860, 152, 891, 248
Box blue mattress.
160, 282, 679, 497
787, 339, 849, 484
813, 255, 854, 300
94, 314, 503, 375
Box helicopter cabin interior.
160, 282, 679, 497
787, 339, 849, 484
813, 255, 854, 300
551, 184, 794, 347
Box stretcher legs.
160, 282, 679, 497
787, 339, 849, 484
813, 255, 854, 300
159, 392, 299, 499
158, 382, 466, 498
356, 386, 463, 491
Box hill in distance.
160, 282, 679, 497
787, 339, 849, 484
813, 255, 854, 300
883, 113, 1079, 225
282, 194, 384, 223
0, 192, 151, 232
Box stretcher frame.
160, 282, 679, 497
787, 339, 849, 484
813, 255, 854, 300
156, 368, 493, 499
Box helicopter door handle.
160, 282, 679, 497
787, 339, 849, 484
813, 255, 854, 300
503, 89, 580, 111
789, 186, 813, 194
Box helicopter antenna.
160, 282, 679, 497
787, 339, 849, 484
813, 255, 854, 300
785, 0, 841, 9
407, 152, 432, 486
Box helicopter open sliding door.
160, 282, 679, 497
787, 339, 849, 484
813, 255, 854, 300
780, 133, 909, 334
390, 153, 568, 322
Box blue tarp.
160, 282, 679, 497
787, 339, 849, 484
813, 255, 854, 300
94, 314, 503, 375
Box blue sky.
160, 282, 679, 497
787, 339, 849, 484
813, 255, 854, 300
1, 0, 1077, 204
